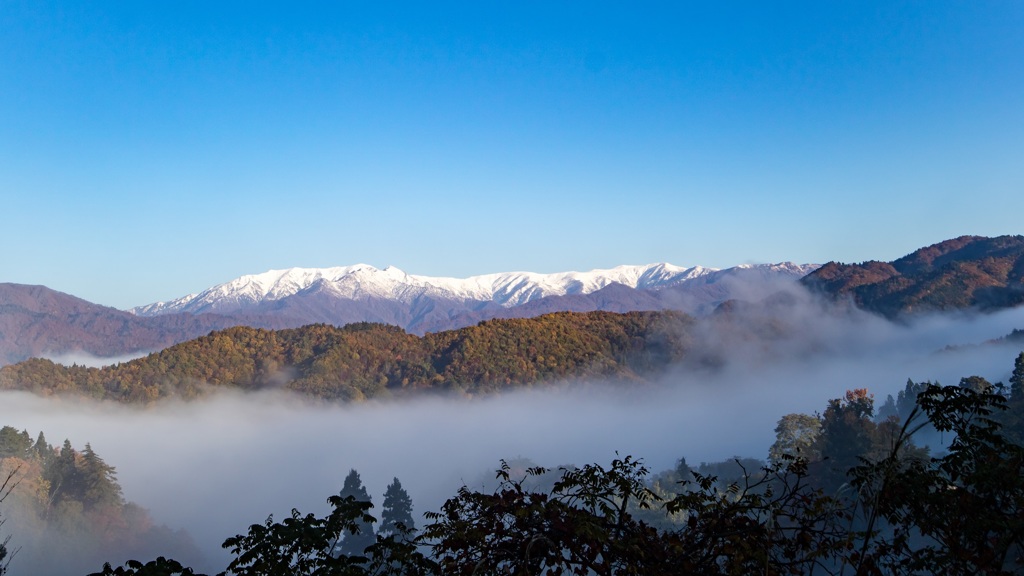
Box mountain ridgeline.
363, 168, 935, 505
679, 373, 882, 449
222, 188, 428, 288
0, 263, 813, 367
3, 235, 1024, 372
0, 311, 693, 402
802, 234, 1024, 317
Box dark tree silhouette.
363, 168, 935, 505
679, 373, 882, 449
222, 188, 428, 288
815, 388, 877, 492
379, 478, 414, 538
851, 383, 1024, 574
0, 465, 18, 576
337, 469, 376, 557
90, 556, 204, 576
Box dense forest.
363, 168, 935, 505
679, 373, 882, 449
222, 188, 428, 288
1, 353, 1022, 575
0, 428, 199, 575
0, 311, 693, 403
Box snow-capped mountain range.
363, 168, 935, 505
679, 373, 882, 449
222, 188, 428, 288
6, 236, 1019, 367
1, 261, 821, 366
131, 262, 819, 318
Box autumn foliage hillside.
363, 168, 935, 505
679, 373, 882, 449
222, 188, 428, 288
802, 235, 1024, 316
0, 311, 693, 403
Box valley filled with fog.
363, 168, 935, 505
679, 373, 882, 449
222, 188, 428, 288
3, 292, 1024, 574
6, 2, 1022, 572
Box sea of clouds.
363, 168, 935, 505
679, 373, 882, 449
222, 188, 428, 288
2, 288, 1024, 574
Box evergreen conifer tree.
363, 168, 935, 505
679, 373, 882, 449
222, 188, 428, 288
336, 469, 375, 556
1003, 351, 1024, 444
0, 427, 30, 460
46, 439, 83, 503
1011, 352, 1024, 399
379, 477, 415, 538
80, 443, 122, 509
32, 431, 50, 463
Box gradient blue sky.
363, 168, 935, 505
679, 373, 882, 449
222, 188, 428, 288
3, 2, 1022, 309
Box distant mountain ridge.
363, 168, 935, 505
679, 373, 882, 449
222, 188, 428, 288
9, 234, 1024, 370
130, 263, 786, 315
0, 283, 263, 366
802, 235, 1024, 316
129, 262, 818, 331
0, 262, 817, 367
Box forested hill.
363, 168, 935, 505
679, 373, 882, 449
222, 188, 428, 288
0, 311, 694, 403
0, 426, 201, 573
801, 235, 1024, 317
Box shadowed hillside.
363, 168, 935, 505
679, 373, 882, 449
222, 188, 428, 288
0, 284, 294, 367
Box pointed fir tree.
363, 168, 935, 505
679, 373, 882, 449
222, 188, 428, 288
379, 477, 415, 538
1011, 351, 1024, 399
32, 431, 51, 463
46, 439, 83, 503
336, 469, 375, 556
876, 394, 898, 422
79, 443, 122, 509
1003, 351, 1024, 445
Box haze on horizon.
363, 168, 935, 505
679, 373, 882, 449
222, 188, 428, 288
2, 2, 1023, 309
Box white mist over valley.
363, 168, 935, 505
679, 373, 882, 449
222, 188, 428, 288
3, 285, 1023, 573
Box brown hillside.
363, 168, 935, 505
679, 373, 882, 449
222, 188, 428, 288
801, 235, 1024, 316
0, 310, 694, 403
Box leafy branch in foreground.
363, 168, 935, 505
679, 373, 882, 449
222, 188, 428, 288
421, 454, 852, 576
850, 383, 1024, 575
218, 493, 435, 576
91, 557, 201, 576
423, 456, 665, 576
666, 457, 851, 575
0, 465, 20, 576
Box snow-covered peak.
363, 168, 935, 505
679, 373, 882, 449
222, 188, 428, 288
129, 262, 818, 316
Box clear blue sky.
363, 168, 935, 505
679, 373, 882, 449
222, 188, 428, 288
3, 2, 1022, 309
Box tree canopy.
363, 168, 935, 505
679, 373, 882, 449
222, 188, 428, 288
0, 312, 693, 403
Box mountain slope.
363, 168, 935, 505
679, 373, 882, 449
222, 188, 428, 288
0, 311, 694, 402
0, 283, 287, 366
801, 235, 1024, 316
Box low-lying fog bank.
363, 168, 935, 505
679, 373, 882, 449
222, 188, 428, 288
2, 303, 1023, 574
